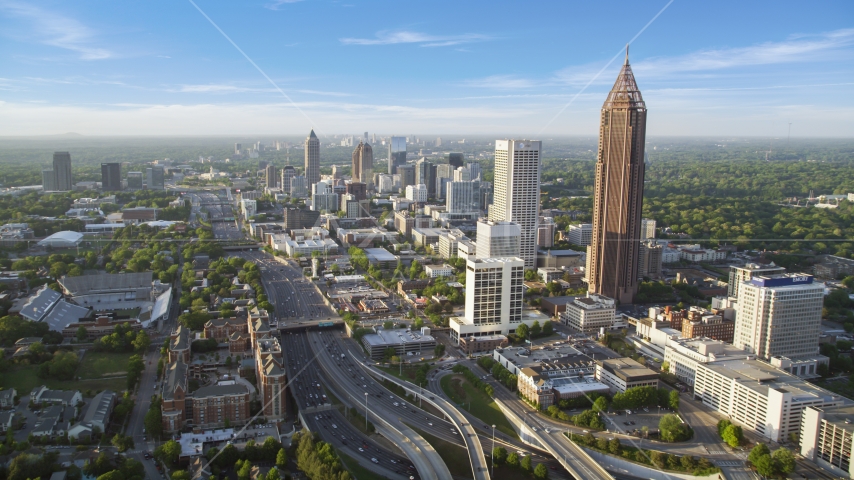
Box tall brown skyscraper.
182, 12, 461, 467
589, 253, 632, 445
587, 49, 647, 304
351, 141, 373, 189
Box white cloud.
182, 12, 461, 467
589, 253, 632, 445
340, 30, 490, 47
464, 28, 854, 91
458, 75, 543, 90
296, 89, 353, 97
633, 28, 854, 77
177, 84, 277, 94
265, 0, 304, 10
0, 2, 112, 60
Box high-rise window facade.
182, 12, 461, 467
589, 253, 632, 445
588, 51, 647, 304
101, 163, 122, 191
52, 152, 73, 192
489, 140, 541, 269
389, 136, 407, 174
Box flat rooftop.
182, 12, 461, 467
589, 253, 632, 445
362, 328, 435, 347
552, 376, 610, 395
703, 356, 843, 401
813, 404, 854, 428
496, 343, 584, 370
598, 357, 659, 381
364, 248, 397, 262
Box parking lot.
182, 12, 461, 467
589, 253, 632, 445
601, 407, 677, 437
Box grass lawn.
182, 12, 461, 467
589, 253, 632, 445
1, 364, 127, 395
339, 452, 391, 480
378, 365, 434, 384
410, 426, 472, 478
78, 351, 133, 379
440, 375, 519, 440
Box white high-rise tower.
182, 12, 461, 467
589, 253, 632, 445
489, 140, 541, 268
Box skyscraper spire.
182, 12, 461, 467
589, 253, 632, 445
587, 45, 648, 304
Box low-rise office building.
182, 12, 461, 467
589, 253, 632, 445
594, 358, 660, 394
560, 294, 616, 335
458, 334, 508, 356
424, 264, 454, 278
517, 355, 610, 409
360, 328, 436, 360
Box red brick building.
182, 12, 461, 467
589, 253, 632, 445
190, 384, 251, 429
204, 317, 247, 343
62, 316, 141, 340
682, 309, 735, 343
255, 337, 287, 420
169, 326, 191, 363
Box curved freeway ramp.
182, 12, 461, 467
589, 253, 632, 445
361, 358, 492, 480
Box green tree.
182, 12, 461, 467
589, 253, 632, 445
748, 443, 770, 465
722, 424, 743, 448
530, 320, 542, 337
145, 397, 163, 439
658, 414, 692, 442
110, 433, 134, 452
520, 455, 532, 472
237, 459, 252, 480
669, 390, 680, 410
754, 454, 775, 477
516, 323, 529, 341
276, 447, 288, 469
608, 437, 622, 455
592, 396, 609, 413
492, 446, 506, 464
506, 453, 519, 467
533, 463, 549, 479
717, 419, 732, 438
132, 330, 151, 352
171, 472, 192, 480
265, 467, 280, 480
76, 326, 88, 342
542, 320, 553, 336
155, 439, 181, 466
772, 448, 796, 474
96, 471, 124, 480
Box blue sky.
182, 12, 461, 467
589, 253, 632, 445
0, 0, 852, 137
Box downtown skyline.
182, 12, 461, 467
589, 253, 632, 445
0, 0, 852, 137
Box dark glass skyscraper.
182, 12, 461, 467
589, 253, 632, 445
448, 152, 464, 169
101, 163, 122, 191
588, 50, 647, 304
389, 136, 406, 174
304, 129, 320, 186
52, 151, 73, 192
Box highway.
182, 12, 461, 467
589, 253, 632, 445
280, 331, 418, 479
243, 248, 426, 478
449, 358, 614, 480
237, 251, 335, 323
191, 190, 243, 240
